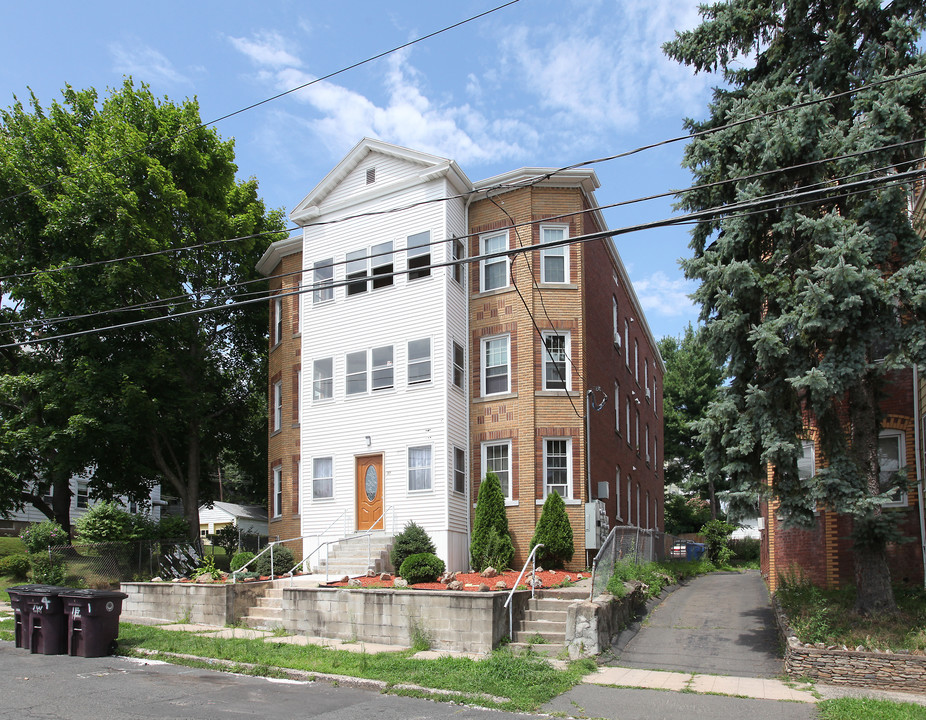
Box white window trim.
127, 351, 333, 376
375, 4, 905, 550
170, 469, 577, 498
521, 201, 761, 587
408, 338, 432, 385
345, 350, 368, 396
481, 439, 513, 502
453, 446, 466, 495
541, 330, 571, 391
481, 333, 511, 396
313, 259, 334, 304
879, 429, 908, 508
312, 457, 334, 500
406, 230, 431, 281
272, 380, 283, 432
312, 357, 333, 403
480, 231, 509, 292
539, 223, 569, 284
408, 445, 433, 493
543, 437, 573, 499
452, 341, 465, 390
273, 296, 283, 345
272, 466, 282, 518
615, 467, 622, 521
614, 382, 620, 434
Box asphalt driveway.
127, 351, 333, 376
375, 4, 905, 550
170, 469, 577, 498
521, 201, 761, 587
612, 569, 783, 677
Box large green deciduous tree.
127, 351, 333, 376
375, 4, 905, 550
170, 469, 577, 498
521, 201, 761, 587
664, 1, 926, 614
0, 79, 285, 538
658, 324, 725, 516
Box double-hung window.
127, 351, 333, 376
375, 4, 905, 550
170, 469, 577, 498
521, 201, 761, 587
408, 446, 432, 491
878, 431, 906, 506
313, 457, 333, 500
76, 481, 89, 509
451, 237, 465, 285
482, 441, 512, 500
482, 335, 510, 395
624, 320, 630, 366
625, 398, 631, 446
453, 447, 466, 494
614, 382, 620, 434
452, 341, 465, 389
346, 351, 368, 395
313, 259, 334, 303
313, 358, 333, 401
612, 297, 619, 345
371, 241, 394, 290
797, 440, 815, 481
540, 225, 568, 283
542, 331, 569, 390
544, 438, 571, 498
272, 380, 283, 432
346, 249, 368, 296
408, 339, 431, 384
371, 345, 394, 390
481, 231, 508, 292
272, 466, 282, 518
273, 296, 283, 345
407, 231, 431, 281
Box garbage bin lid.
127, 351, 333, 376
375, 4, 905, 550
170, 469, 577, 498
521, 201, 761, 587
15, 585, 71, 596
59, 589, 129, 600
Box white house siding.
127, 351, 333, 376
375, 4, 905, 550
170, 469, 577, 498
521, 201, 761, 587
298, 151, 469, 570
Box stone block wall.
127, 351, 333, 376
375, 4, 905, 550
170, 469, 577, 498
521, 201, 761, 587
121, 582, 266, 626
565, 585, 643, 658
282, 586, 519, 653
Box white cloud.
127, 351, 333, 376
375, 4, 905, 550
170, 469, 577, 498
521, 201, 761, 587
631, 270, 698, 317
228, 32, 302, 69
109, 42, 190, 86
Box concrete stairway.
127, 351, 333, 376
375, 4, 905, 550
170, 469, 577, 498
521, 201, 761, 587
243, 586, 284, 629
316, 532, 394, 578
508, 586, 587, 657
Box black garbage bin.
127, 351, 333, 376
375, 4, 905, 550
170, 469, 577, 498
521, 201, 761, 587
59, 589, 129, 658
6, 584, 34, 649
18, 586, 70, 655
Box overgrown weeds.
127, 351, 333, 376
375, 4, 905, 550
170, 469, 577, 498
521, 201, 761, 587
776, 570, 926, 653
605, 558, 716, 599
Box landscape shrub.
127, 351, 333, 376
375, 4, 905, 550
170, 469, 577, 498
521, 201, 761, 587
390, 521, 436, 572
479, 527, 514, 572
0, 553, 31, 580
699, 519, 736, 565
253, 545, 294, 576
74, 502, 135, 544
470, 472, 512, 571
212, 525, 241, 556
30, 553, 66, 584
230, 551, 256, 572
20, 520, 68, 553
399, 552, 445, 584
730, 537, 759, 563
530, 492, 574, 569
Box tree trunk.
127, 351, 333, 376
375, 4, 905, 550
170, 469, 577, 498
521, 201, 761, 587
854, 543, 897, 615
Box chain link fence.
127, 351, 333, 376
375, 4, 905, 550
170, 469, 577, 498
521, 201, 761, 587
44, 539, 205, 588
588, 526, 691, 599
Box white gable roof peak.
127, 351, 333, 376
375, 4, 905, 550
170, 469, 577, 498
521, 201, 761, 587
290, 137, 473, 225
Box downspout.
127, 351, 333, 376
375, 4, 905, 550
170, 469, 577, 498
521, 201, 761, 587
913, 364, 926, 589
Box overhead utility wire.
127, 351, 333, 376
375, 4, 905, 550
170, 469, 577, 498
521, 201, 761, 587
3, 132, 921, 287
4, 165, 922, 349
0, 0, 522, 208
3, 149, 922, 331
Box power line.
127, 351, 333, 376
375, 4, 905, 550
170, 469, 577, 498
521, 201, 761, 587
4, 164, 922, 349
0, 1, 522, 208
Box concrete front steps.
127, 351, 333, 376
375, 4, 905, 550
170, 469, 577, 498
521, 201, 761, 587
316, 532, 394, 578
508, 586, 588, 658
244, 586, 284, 629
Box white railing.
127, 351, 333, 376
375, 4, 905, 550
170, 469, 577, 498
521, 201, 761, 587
230, 533, 306, 582
503, 543, 543, 640
287, 510, 348, 575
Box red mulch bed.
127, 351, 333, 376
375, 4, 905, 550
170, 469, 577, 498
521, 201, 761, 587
325, 569, 586, 591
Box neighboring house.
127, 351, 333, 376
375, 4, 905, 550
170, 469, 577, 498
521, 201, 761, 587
257, 138, 664, 572
198, 502, 268, 543
0, 475, 164, 537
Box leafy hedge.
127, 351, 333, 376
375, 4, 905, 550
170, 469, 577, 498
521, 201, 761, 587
399, 552, 445, 584
390, 521, 435, 573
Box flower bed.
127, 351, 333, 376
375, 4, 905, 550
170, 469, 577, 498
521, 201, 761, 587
326, 569, 584, 591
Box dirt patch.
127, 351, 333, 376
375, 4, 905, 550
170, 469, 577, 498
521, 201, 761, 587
326, 569, 586, 591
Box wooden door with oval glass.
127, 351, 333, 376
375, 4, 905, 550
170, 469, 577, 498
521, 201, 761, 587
356, 454, 384, 530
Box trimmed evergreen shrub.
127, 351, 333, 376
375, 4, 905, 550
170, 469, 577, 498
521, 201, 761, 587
470, 472, 512, 571
253, 545, 294, 576
390, 521, 436, 572
230, 551, 256, 572
399, 552, 445, 584
481, 527, 515, 571
530, 492, 574, 569
0, 553, 31, 580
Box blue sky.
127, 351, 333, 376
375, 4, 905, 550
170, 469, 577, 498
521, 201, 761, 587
2, 0, 717, 342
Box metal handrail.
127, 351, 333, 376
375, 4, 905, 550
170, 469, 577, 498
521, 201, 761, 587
316, 506, 395, 583
588, 526, 618, 600
230, 531, 321, 582
503, 543, 543, 641
285, 510, 348, 576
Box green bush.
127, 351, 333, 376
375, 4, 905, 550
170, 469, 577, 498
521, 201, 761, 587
253, 545, 294, 576
0, 537, 27, 557
0, 553, 31, 580
230, 551, 256, 572
390, 521, 436, 572
30, 553, 66, 584
730, 537, 760, 562
74, 502, 135, 543
700, 519, 736, 565
399, 552, 445, 584
470, 472, 512, 571
479, 527, 515, 572
154, 514, 192, 541
20, 520, 68, 553
212, 525, 241, 556
530, 492, 574, 569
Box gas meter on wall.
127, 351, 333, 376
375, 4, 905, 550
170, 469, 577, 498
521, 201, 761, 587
585, 500, 610, 550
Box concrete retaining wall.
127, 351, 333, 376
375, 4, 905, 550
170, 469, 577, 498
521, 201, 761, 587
121, 582, 267, 626
565, 584, 644, 658
773, 598, 926, 692
281, 586, 525, 653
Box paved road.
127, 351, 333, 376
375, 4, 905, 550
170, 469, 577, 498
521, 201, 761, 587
0, 650, 515, 720
613, 569, 783, 677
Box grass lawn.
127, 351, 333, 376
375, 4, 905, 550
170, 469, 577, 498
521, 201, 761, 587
776, 573, 926, 653
115, 622, 595, 712
818, 697, 926, 719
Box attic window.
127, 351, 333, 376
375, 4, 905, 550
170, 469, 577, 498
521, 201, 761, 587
366, 168, 376, 185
